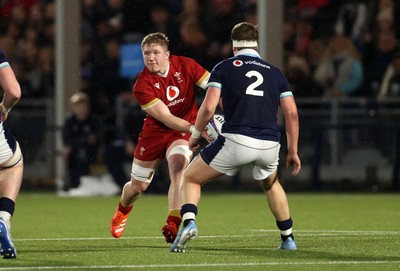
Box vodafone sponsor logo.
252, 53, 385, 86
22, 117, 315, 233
233, 60, 243, 67
167, 97, 185, 107
166, 85, 184, 106
166, 86, 179, 101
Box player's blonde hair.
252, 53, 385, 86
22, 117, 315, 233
141, 32, 169, 51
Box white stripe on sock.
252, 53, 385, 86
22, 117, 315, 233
182, 212, 196, 222
281, 228, 292, 236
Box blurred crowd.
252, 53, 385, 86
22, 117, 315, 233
0, 0, 399, 105
0, 0, 258, 114
284, 0, 400, 98
1, 0, 400, 189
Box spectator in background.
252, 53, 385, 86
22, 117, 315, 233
367, 0, 399, 37
204, 0, 243, 61
92, 37, 129, 116
285, 55, 323, 97
306, 38, 326, 74
61, 92, 100, 189
293, 18, 313, 57
243, 2, 257, 25
378, 50, 400, 98
363, 30, 398, 96
176, 0, 203, 24
294, 0, 334, 40
36, 45, 54, 97
104, 0, 125, 37
175, 17, 214, 70
283, 20, 296, 55
334, 0, 368, 51
40, 1, 55, 46
314, 34, 363, 97
147, 2, 179, 49
27, 2, 43, 31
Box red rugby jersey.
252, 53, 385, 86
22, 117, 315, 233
134, 55, 209, 132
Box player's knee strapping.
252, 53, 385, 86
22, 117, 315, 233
167, 145, 192, 163
131, 164, 156, 183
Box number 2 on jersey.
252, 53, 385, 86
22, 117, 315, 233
245, 70, 264, 97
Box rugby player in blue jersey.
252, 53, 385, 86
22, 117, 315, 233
171, 22, 301, 252
0, 50, 23, 259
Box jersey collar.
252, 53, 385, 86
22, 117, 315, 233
156, 60, 170, 77
236, 49, 261, 58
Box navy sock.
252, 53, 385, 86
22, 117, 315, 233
277, 217, 294, 241
181, 204, 198, 226
0, 197, 15, 216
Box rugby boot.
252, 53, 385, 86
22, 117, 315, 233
278, 237, 297, 250
170, 220, 198, 253
0, 218, 16, 259
110, 209, 130, 238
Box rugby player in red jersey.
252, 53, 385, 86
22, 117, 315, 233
110, 32, 210, 243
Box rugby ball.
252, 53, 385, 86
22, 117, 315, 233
206, 114, 225, 141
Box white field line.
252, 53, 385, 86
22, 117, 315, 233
15, 229, 400, 241
252, 229, 400, 235
1, 261, 400, 270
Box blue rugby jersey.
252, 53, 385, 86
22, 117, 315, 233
0, 50, 10, 69
206, 49, 293, 142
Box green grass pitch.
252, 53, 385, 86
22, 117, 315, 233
1, 192, 399, 270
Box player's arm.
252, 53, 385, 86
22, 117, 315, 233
194, 86, 221, 133
145, 101, 193, 133
280, 96, 301, 176
188, 86, 221, 151
196, 70, 223, 111
0, 65, 21, 121
196, 71, 210, 90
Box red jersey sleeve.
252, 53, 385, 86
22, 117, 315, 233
180, 57, 209, 89
133, 71, 160, 110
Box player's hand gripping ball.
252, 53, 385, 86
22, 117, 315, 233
206, 114, 225, 141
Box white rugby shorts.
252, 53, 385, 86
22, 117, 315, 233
0, 123, 22, 168
200, 133, 280, 180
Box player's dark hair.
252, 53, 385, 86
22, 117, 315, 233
141, 32, 169, 50
231, 22, 258, 49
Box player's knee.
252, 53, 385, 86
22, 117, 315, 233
260, 172, 278, 191
182, 169, 200, 185
124, 180, 148, 197
131, 163, 155, 183
168, 160, 186, 178
167, 145, 192, 164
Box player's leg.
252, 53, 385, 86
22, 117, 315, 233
0, 142, 23, 259
254, 142, 296, 250
259, 171, 297, 250
110, 158, 159, 238
162, 140, 191, 243
171, 155, 222, 252
171, 135, 244, 252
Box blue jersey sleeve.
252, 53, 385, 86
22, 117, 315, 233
0, 50, 10, 70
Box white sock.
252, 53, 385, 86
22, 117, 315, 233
281, 228, 292, 236
0, 211, 11, 228
182, 212, 196, 222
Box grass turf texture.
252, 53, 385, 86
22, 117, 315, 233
2, 192, 399, 270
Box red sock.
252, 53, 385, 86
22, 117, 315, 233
166, 215, 182, 227
118, 202, 133, 215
